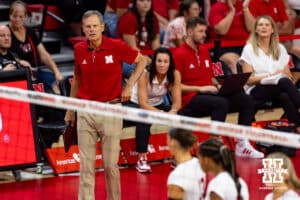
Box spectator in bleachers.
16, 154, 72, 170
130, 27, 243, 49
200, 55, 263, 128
249, 0, 294, 36
167, 128, 206, 200
198, 138, 249, 200
7, 0, 63, 94
0, 25, 30, 71
152, 0, 180, 43
249, 0, 300, 70
199, 0, 218, 22
163, 0, 200, 48
56, 0, 105, 36
103, 0, 132, 38
173, 17, 264, 158
124, 47, 181, 173
240, 15, 300, 133
208, 0, 254, 74
283, 0, 300, 46
117, 0, 160, 78
264, 152, 300, 200
118, 0, 160, 51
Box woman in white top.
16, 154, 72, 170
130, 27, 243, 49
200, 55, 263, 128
124, 47, 181, 173
198, 138, 249, 200
264, 152, 300, 200
167, 128, 206, 200
240, 15, 300, 133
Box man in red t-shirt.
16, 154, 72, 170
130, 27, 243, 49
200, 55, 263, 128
64, 10, 146, 200
173, 17, 263, 158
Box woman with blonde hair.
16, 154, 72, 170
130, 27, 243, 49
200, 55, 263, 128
240, 15, 300, 133
8, 0, 63, 93
264, 152, 300, 200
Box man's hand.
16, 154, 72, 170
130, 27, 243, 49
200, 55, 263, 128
64, 110, 76, 127
198, 85, 219, 94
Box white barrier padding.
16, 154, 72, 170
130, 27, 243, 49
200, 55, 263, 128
0, 86, 299, 148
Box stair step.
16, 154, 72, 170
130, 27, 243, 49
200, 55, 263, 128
0, 4, 9, 21
51, 46, 74, 64
42, 37, 61, 54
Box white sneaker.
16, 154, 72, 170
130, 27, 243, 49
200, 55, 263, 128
235, 141, 264, 158
136, 157, 151, 173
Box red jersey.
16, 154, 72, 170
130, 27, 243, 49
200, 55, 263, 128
153, 0, 179, 19
74, 36, 138, 102
172, 43, 214, 108
117, 12, 159, 50
249, 0, 288, 23
208, 0, 249, 41
107, 0, 132, 11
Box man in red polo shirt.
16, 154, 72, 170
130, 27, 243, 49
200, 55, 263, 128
172, 17, 263, 158
64, 10, 147, 200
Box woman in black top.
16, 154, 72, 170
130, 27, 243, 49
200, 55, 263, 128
8, 0, 63, 93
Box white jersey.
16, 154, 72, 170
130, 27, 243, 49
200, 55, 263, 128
205, 172, 249, 200
167, 157, 206, 200
265, 190, 300, 200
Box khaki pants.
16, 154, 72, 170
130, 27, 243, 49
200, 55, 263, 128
77, 108, 122, 200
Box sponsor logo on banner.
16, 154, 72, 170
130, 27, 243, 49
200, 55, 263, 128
120, 133, 171, 164
45, 142, 126, 174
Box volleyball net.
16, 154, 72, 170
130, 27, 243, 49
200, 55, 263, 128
1, 84, 300, 199
0, 85, 299, 148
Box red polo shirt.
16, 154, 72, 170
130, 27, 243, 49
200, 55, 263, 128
249, 0, 288, 23
208, 0, 249, 41
74, 36, 138, 102
172, 43, 214, 108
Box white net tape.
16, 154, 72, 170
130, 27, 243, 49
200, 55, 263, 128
0, 85, 299, 148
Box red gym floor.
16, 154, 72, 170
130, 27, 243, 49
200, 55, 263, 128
1, 151, 300, 200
